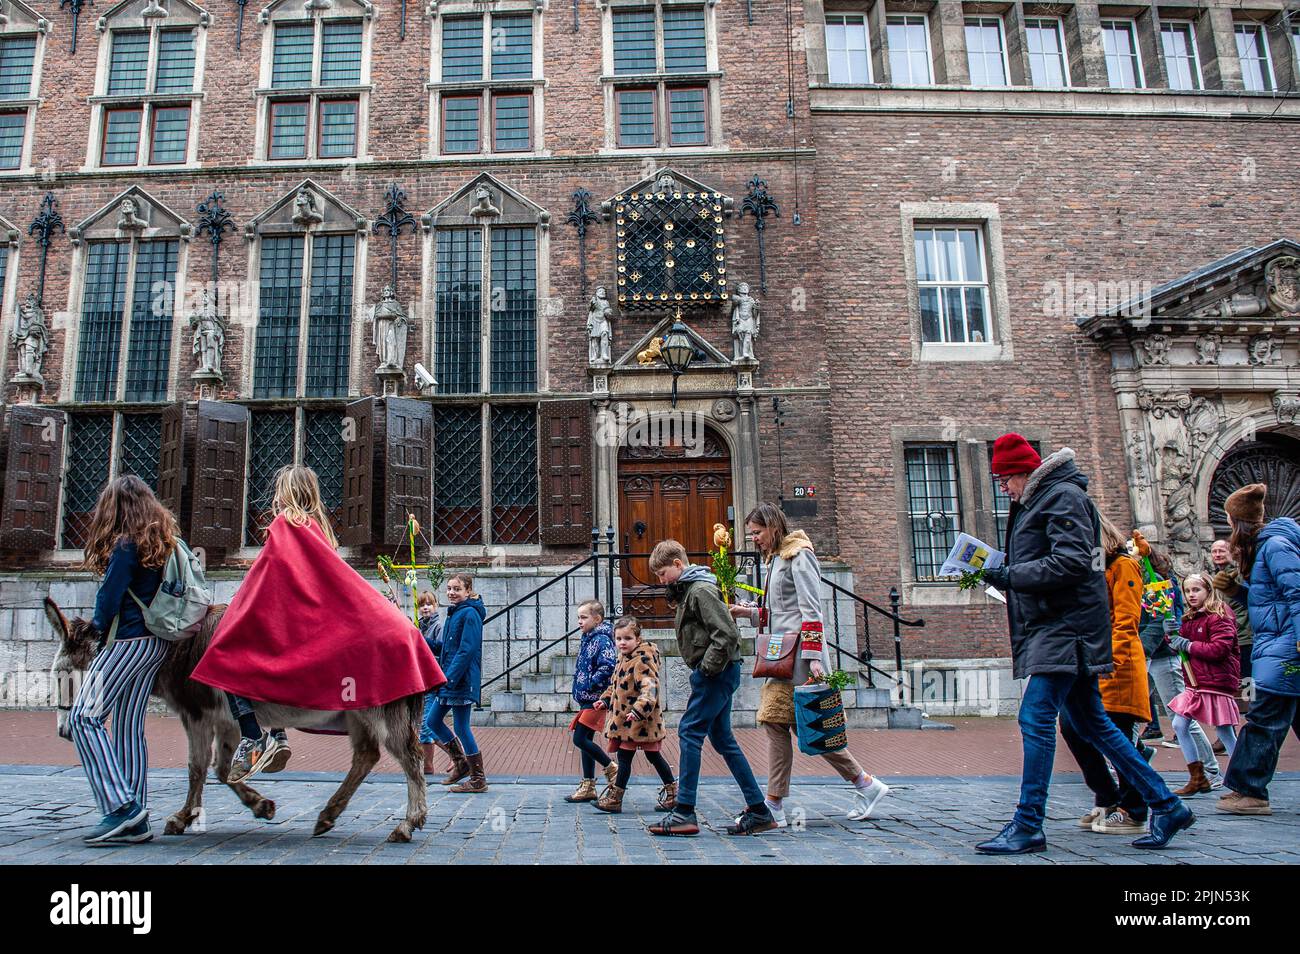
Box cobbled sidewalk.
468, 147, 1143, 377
0, 766, 1295, 865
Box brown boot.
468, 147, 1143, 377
449, 752, 488, 793
564, 778, 598, 803
655, 781, 678, 813
594, 784, 625, 814
1174, 761, 1211, 796
421, 742, 436, 776
603, 762, 618, 786
438, 738, 470, 786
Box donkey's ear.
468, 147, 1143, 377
43, 596, 71, 642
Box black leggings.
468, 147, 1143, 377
572, 725, 611, 778
614, 748, 675, 788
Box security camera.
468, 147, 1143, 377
414, 363, 437, 392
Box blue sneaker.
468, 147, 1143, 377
84, 801, 147, 845
97, 817, 153, 845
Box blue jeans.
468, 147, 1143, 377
1014, 670, 1180, 832
426, 699, 478, 756
1223, 689, 1300, 800
676, 661, 764, 811
419, 692, 439, 745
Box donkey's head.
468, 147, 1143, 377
44, 597, 99, 740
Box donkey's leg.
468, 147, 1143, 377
215, 721, 276, 821
381, 696, 428, 843
164, 714, 216, 835
313, 716, 380, 837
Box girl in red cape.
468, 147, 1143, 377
192, 465, 444, 782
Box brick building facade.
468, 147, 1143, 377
1, 0, 1298, 711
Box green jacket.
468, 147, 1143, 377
670, 573, 742, 677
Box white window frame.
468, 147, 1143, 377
254, 2, 373, 164
886, 13, 933, 85
1160, 20, 1203, 91
427, 0, 545, 158
1101, 18, 1145, 89
964, 15, 1010, 88
0, 10, 48, 176
1023, 16, 1070, 89
825, 12, 872, 84
1292, 25, 1300, 84
1235, 22, 1276, 92
913, 225, 993, 346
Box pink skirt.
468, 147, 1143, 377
1168, 689, 1240, 727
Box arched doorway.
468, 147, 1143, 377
1208, 433, 1300, 536
618, 429, 732, 624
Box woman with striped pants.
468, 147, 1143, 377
70, 475, 175, 846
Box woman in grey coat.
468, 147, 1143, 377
731, 503, 890, 826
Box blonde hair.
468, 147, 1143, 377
648, 539, 688, 572
271, 465, 338, 548
1183, 573, 1229, 618
579, 599, 605, 620
1098, 513, 1127, 559
612, 615, 642, 639
417, 590, 439, 608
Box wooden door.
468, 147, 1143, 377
618, 432, 731, 625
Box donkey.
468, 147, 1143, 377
45, 597, 429, 843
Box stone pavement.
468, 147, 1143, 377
1, 765, 1295, 865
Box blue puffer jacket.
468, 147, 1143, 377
572, 620, 617, 705
1242, 517, 1300, 697
437, 597, 486, 705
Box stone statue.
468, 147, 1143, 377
1266, 256, 1300, 314
587, 286, 612, 365
730, 282, 759, 362
189, 289, 225, 379
292, 187, 323, 228
469, 185, 500, 219
10, 292, 49, 383
117, 197, 147, 232
1194, 333, 1221, 365
141, 0, 168, 18
1190, 291, 1267, 319
653, 172, 678, 195
1248, 334, 1278, 366
369, 284, 409, 371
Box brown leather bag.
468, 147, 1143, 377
753, 632, 799, 680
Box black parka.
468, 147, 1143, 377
1002, 449, 1114, 680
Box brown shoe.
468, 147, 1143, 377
594, 784, 625, 814
564, 779, 599, 803
1078, 806, 1113, 828
449, 752, 488, 793
1174, 761, 1211, 796
655, 781, 678, 813
603, 762, 618, 786
438, 738, 470, 786
421, 742, 437, 776
1212, 739, 1227, 756
1216, 791, 1272, 815
1091, 808, 1147, 835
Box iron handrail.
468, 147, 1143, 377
819, 575, 925, 628
480, 555, 598, 626
479, 624, 582, 697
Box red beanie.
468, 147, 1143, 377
991, 433, 1042, 476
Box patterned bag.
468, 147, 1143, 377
793, 682, 848, 755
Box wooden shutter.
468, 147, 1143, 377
539, 399, 592, 545
157, 402, 187, 520
190, 401, 249, 551
0, 405, 67, 550
340, 397, 374, 546
383, 397, 432, 546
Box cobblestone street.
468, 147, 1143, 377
2, 765, 1294, 865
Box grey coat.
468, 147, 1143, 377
742, 531, 832, 684
1002, 448, 1114, 680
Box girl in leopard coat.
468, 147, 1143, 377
592, 616, 676, 814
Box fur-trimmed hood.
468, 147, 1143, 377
1021, 447, 1078, 502
779, 529, 816, 561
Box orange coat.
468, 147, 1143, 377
1098, 554, 1150, 720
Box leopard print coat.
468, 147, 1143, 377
598, 639, 666, 745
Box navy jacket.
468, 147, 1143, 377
437, 597, 486, 705
1242, 517, 1300, 697
91, 538, 164, 640
572, 620, 617, 705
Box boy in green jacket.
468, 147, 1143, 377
646, 539, 776, 836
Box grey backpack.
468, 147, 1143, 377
128, 540, 213, 641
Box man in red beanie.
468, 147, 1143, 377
976, 435, 1195, 854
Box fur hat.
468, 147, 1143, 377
1224, 483, 1267, 525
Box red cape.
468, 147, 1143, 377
192, 515, 445, 710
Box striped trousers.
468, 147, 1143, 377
70, 636, 170, 816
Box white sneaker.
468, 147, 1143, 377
764, 798, 788, 828
847, 777, 890, 821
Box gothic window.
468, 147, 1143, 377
0, 2, 46, 172
59, 410, 163, 549
433, 403, 537, 546
430, 3, 540, 156
260, 0, 371, 161
93, 1, 206, 169
242, 405, 344, 546
613, 185, 727, 309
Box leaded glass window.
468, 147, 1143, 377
443, 17, 484, 80
492, 93, 530, 151
76, 242, 130, 402
267, 17, 365, 159
0, 35, 36, 100
433, 406, 483, 545
253, 236, 305, 399
304, 408, 345, 516
317, 99, 357, 158
613, 10, 656, 73
490, 228, 536, 393
662, 8, 706, 73
100, 26, 200, 166
905, 445, 960, 580
0, 111, 25, 169
616, 89, 655, 147
269, 100, 309, 159
101, 107, 143, 165
305, 234, 354, 398
667, 87, 706, 145
61, 414, 114, 549
148, 106, 190, 164
615, 188, 727, 309
119, 413, 162, 490
108, 30, 150, 94
320, 21, 363, 86
246, 410, 296, 545
436, 229, 482, 394
490, 405, 538, 543
611, 5, 713, 148
442, 95, 481, 153
491, 15, 532, 79
156, 29, 196, 92
273, 23, 315, 87
124, 240, 177, 402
